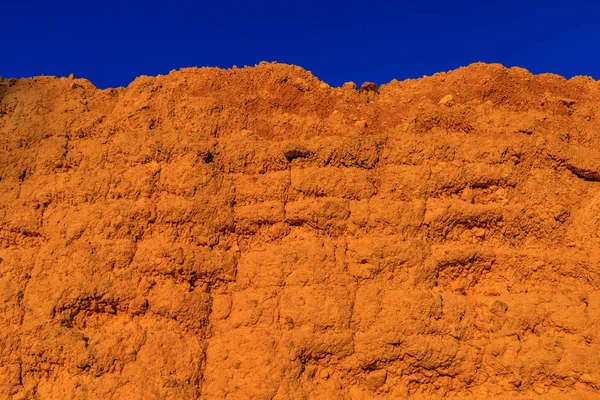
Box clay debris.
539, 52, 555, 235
1, 62, 600, 399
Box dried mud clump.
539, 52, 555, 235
359, 81, 379, 93
1, 63, 600, 399
283, 143, 313, 162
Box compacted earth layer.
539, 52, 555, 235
1, 63, 600, 399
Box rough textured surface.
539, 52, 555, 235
1, 62, 600, 399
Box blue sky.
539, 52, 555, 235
2, 0, 598, 88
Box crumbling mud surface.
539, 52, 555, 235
1, 63, 600, 399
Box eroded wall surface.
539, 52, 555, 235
1, 63, 600, 399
